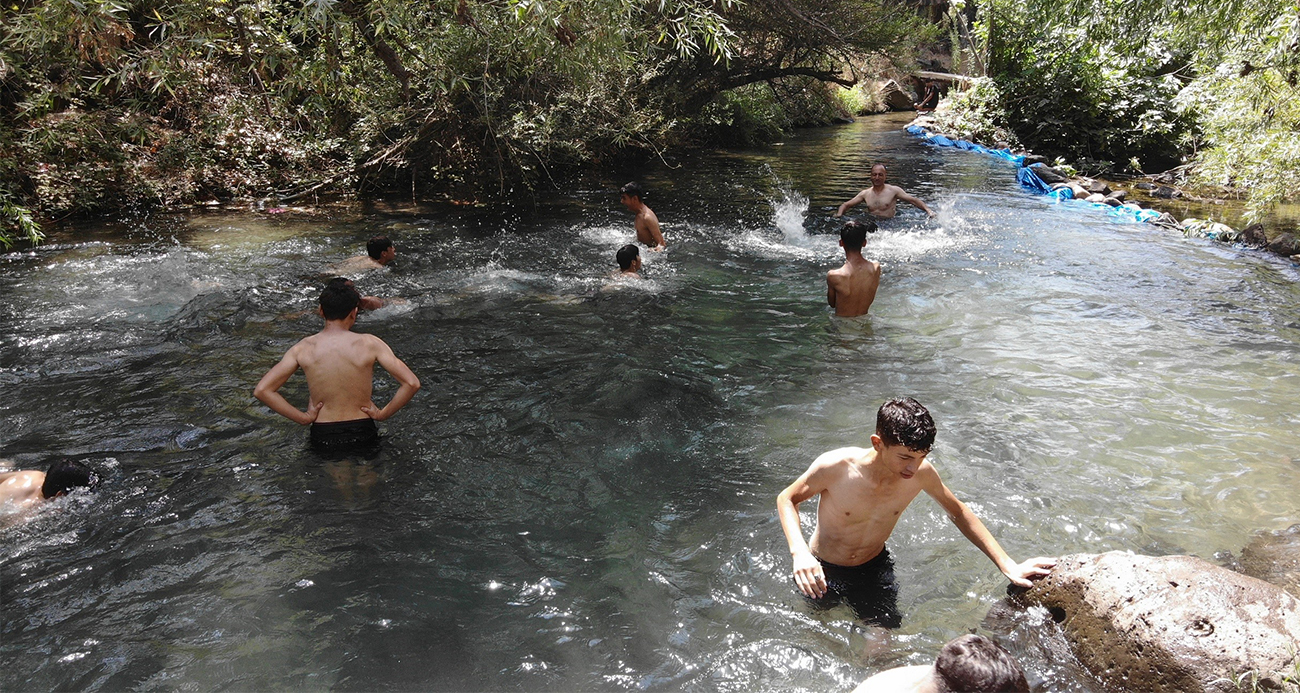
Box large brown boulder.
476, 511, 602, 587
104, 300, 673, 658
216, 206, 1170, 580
879, 79, 915, 111
1238, 524, 1300, 598
1016, 552, 1300, 692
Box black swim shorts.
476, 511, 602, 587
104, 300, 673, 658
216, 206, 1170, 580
309, 418, 380, 451
803, 547, 902, 628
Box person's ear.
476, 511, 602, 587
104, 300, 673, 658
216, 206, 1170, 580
870, 434, 883, 451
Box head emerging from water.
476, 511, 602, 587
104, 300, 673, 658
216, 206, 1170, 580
41, 459, 99, 499
875, 397, 936, 453
367, 236, 396, 264
934, 634, 1029, 693
616, 244, 641, 272
840, 219, 877, 252
871, 163, 888, 188
320, 277, 361, 320
620, 182, 645, 210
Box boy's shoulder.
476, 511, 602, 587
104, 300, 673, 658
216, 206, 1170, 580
812, 446, 870, 469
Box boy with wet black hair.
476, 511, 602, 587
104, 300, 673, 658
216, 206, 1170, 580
366, 236, 396, 265
777, 397, 1055, 626
852, 633, 1030, 692
615, 244, 642, 278
0, 459, 99, 509
827, 219, 881, 317
332, 236, 397, 274
619, 182, 665, 251
255, 280, 420, 451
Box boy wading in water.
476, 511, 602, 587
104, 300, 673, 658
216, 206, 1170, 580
777, 398, 1055, 627
254, 280, 420, 450
827, 220, 881, 318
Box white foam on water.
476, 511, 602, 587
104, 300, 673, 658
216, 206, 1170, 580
578, 224, 632, 248
735, 184, 839, 261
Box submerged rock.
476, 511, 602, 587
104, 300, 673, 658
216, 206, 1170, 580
1238, 525, 1300, 598
1015, 552, 1300, 693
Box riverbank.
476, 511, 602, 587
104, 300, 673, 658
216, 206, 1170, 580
905, 113, 1300, 265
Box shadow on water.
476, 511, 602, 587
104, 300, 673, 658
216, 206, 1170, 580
3, 113, 1300, 691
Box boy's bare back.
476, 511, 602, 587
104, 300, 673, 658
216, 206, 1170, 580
290, 330, 389, 423
827, 257, 882, 317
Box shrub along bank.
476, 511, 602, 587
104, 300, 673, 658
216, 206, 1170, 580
0, 0, 930, 246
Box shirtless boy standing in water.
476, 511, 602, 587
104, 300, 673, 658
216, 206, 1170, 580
777, 398, 1054, 627
254, 280, 420, 450
835, 163, 936, 219
620, 182, 665, 251
827, 220, 881, 318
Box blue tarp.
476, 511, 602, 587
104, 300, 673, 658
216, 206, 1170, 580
908, 124, 1158, 224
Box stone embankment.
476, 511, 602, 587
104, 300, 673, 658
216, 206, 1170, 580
1013, 552, 1300, 693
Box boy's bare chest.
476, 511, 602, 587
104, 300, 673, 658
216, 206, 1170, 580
822, 477, 918, 523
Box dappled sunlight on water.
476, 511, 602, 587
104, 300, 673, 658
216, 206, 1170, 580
3, 114, 1299, 691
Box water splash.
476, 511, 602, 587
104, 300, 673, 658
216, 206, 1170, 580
770, 185, 811, 245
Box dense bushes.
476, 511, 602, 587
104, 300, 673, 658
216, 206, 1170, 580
939, 0, 1300, 218
0, 0, 926, 244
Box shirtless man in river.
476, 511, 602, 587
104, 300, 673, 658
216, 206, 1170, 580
254, 280, 420, 450
827, 220, 881, 317
620, 182, 665, 251
835, 164, 936, 219
0, 460, 98, 511
777, 397, 1054, 627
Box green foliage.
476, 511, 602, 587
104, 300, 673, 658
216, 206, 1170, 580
0, 0, 928, 232
931, 77, 1018, 148
1179, 67, 1300, 221
981, 2, 1192, 173
834, 83, 885, 116
941, 0, 1300, 212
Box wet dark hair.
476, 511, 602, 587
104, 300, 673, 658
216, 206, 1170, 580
320, 279, 361, 320
617, 244, 640, 270
841, 219, 877, 251
41, 460, 98, 499
876, 397, 936, 452
620, 182, 644, 200
934, 634, 1029, 693
366, 235, 394, 261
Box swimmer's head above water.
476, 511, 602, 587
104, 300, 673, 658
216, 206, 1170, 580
320, 279, 362, 320
42, 459, 100, 499
616, 244, 641, 274
366, 236, 396, 265
840, 219, 877, 251
876, 397, 936, 453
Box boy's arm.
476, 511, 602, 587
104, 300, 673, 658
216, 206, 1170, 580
826, 272, 839, 308
895, 188, 936, 217
360, 338, 421, 421
834, 192, 865, 218
777, 459, 835, 598
919, 465, 1055, 587
253, 348, 322, 425
643, 215, 666, 250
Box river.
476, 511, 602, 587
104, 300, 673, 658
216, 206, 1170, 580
3, 112, 1299, 691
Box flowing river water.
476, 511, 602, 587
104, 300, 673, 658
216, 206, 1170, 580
3, 113, 1299, 691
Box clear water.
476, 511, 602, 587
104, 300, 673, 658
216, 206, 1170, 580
3, 112, 1299, 691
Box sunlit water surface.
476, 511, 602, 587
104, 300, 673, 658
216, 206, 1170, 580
3, 113, 1299, 691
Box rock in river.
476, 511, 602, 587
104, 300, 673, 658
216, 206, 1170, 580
1015, 552, 1300, 693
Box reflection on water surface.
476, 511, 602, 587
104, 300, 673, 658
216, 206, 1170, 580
3, 113, 1299, 691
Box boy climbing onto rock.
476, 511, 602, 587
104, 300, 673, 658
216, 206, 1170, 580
776, 397, 1055, 626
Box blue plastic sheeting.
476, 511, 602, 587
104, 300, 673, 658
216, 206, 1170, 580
908, 125, 1025, 166
1017, 166, 1054, 195
907, 124, 1159, 224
